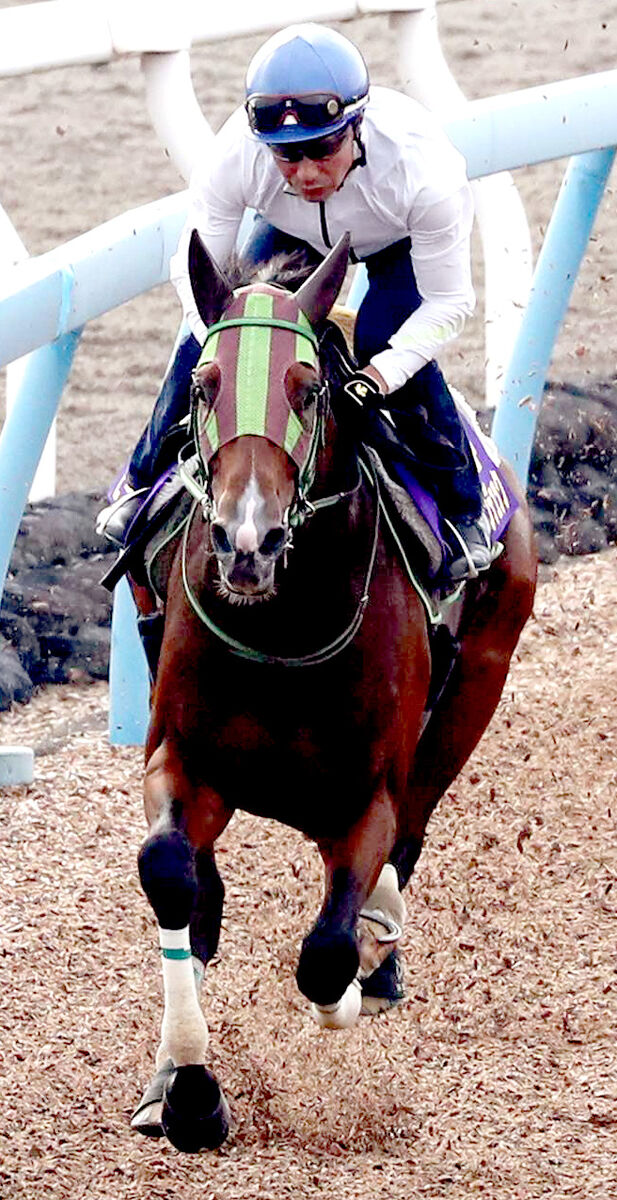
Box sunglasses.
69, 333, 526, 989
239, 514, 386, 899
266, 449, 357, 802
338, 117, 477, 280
246, 92, 345, 136
270, 129, 350, 164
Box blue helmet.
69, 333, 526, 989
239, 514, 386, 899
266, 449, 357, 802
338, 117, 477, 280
245, 24, 369, 145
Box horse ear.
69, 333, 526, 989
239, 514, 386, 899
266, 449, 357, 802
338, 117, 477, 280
188, 229, 234, 328
295, 232, 351, 327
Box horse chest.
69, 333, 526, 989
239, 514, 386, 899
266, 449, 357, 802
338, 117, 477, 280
178, 695, 389, 830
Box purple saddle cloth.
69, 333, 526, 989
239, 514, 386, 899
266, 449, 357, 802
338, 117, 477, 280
389, 397, 518, 563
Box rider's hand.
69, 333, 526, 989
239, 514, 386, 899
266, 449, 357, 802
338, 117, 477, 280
342, 370, 387, 407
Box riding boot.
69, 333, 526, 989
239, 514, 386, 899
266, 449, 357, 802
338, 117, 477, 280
96, 485, 150, 547
382, 365, 497, 580
446, 509, 495, 581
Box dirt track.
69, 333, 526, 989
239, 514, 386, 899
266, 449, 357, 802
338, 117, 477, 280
1, 2, 617, 1197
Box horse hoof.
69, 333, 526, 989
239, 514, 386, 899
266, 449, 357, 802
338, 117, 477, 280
360, 948, 405, 1016
296, 929, 360, 1006
162, 1064, 231, 1153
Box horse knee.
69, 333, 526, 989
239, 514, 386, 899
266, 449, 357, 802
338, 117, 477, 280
500, 513, 537, 637
138, 829, 197, 929
296, 927, 359, 1006
509, 560, 536, 634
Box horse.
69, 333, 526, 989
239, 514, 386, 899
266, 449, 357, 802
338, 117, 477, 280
128, 229, 537, 1152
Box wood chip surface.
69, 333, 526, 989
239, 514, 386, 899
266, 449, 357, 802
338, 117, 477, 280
1, 551, 617, 1197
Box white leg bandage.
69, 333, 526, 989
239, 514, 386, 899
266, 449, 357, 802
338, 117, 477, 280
357, 863, 405, 979
311, 978, 363, 1030
157, 926, 209, 1069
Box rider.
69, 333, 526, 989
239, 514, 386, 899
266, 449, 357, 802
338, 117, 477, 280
99, 22, 493, 581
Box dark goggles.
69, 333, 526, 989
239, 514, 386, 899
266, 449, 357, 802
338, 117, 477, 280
270, 129, 350, 163
246, 92, 346, 136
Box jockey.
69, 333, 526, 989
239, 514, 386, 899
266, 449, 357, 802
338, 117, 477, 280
99, 22, 493, 581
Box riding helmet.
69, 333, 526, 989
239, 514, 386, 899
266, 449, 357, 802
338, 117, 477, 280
245, 24, 370, 145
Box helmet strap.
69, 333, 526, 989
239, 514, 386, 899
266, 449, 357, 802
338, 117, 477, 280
336, 119, 366, 194
351, 123, 367, 170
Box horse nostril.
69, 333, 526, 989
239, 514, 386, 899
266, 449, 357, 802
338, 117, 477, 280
259, 527, 287, 557
211, 523, 233, 555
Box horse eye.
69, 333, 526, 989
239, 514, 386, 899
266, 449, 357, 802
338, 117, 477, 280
260, 527, 287, 557
302, 383, 320, 408
211, 523, 233, 555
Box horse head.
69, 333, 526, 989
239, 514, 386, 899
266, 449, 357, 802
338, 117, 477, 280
187, 230, 350, 602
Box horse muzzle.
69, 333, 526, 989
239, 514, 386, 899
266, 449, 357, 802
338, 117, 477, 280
213, 547, 280, 604
210, 514, 290, 602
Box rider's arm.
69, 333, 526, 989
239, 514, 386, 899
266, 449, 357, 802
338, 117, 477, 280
369, 181, 476, 394
170, 110, 251, 343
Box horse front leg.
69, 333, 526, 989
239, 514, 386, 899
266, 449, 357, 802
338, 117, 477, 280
132, 737, 233, 1152
296, 784, 399, 1029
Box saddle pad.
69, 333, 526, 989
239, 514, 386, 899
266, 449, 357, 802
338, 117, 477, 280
454, 390, 519, 542
363, 446, 443, 578
144, 486, 192, 604
100, 464, 192, 594
380, 392, 518, 570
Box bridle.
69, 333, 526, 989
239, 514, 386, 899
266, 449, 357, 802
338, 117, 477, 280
177, 299, 380, 666
183, 312, 330, 531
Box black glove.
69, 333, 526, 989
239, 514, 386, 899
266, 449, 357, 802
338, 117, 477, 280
342, 371, 385, 408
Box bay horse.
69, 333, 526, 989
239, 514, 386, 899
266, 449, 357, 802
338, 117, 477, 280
130, 229, 537, 1152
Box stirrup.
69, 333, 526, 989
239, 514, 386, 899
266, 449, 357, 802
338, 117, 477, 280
96, 487, 148, 548
444, 513, 502, 583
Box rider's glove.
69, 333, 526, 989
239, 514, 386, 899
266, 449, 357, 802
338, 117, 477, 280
342, 371, 385, 407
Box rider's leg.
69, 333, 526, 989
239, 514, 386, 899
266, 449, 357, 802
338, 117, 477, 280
354, 239, 491, 579
129, 326, 201, 488
98, 324, 200, 546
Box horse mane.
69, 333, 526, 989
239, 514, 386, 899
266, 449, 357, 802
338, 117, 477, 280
224, 249, 316, 293
224, 249, 358, 395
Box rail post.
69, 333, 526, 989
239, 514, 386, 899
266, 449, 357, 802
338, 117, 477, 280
492, 147, 617, 485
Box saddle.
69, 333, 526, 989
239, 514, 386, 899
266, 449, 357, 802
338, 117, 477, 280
100, 462, 193, 596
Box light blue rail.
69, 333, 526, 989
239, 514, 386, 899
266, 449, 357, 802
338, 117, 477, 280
492, 147, 616, 481
1, 72, 616, 744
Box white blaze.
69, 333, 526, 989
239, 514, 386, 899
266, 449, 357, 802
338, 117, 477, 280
235, 494, 259, 553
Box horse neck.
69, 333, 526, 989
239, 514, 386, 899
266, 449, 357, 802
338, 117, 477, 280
311, 409, 359, 504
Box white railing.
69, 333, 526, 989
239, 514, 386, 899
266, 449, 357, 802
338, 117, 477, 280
1, 0, 532, 497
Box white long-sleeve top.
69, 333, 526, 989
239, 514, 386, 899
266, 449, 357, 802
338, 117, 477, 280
171, 85, 475, 393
